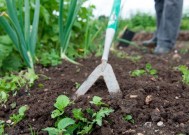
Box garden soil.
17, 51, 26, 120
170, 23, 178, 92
1, 34, 189, 135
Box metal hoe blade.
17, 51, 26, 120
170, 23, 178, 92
73, 63, 122, 99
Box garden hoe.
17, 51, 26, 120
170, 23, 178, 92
73, 0, 122, 99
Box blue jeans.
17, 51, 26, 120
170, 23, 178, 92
154, 0, 183, 49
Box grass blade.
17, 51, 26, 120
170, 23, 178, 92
0, 15, 19, 48
18, 0, 24, 34
59, 0, 64, 50
24, 0, 30, 47
30, 0, 40, 57
60, 0, 82, 56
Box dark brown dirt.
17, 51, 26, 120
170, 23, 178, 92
1, 40, 189, 135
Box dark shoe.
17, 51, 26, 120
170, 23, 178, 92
142, 38, 157, 48
117, 28, 135, 47
154, 46, 171, 55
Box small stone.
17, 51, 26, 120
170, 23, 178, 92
130, 95, 138, 98
175, 96, 179, 99
180, 123, 185, 128
6, 120, 12, 124
144, 122, 152, 128
172, 53, 181, 61
157, 121, 164, 127
137, 133, 144, 135
123, 129, 136, 134
150, 77, 157, 81
84, 73, 88, 77
44, 89, 48, 92
145, 95, 153, 105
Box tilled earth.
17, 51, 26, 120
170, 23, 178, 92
1, 36, 189, 135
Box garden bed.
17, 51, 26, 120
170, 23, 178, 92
1, 42, 189, 135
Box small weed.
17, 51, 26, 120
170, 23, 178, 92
38, 83, 44, 88
10, 105, 29, 125
38, 49, 62, 67
131, 69, 145, 77
51, 95, 71, 119
0, 69, 38, 104
0, 91, 8, 104
29, 125, 38, 135
10, 102, 17, 109
0, 120, 5, 135
44, 95, 113, 135
131, 63, 157, 77
112, 50, 142, 62
178, 65, 189, 85
179, 48, 188, 54
145, 63, 157, 76
123, 114, 135, 124
75, 82, 81, 89
90, 96, 107, 106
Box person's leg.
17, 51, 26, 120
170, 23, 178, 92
154, 0, 183, 54
142, 0, 164, 47
154, 0, 164, 40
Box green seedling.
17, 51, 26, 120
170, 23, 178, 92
0, 69, 38, 103
92, 107, 114, 126
179, 48, 188, 54
123, 114, 134, 124
75, 82, 81, 89
112, 50, 142, 62
29, 125, 38, 135
0, 120, 5, 135
178, 65, 189, 85
10, 105, 29, 125
72, 108, 87, 122
44, 95, 114, 135
131, 63, 157, 77
38, 83, 44, 88
89, 96, 107, 106
145, 63, 157, 76
0, 91, 8, 104
43, 117, 75, 135
51, 95, 71, 119
10, 102, 17, 109
131, 69, 145, 77
38, 49, 62, 67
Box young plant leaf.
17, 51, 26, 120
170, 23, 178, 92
90, 96, 106, 106
18, 105, 29, 116
145, 63, 152, 71
93, 107, 114, 126
78, 124, 93, 135
42, 127, 60, 135
54, 95, 70, 111
150, 69, 157, 75
51, 109, 63, 119
131, 69, 145, 77
57, 117, 75, 130
124, 114, 135, 124
178, 65, 189, 85
72, 108, 87, 122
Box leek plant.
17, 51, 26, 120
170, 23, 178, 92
0, 0, 40, 71
59, 0, 82, 64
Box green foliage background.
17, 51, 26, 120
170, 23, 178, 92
0, 0, 189, 73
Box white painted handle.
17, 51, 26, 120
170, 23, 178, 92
101, 28, 115, 61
